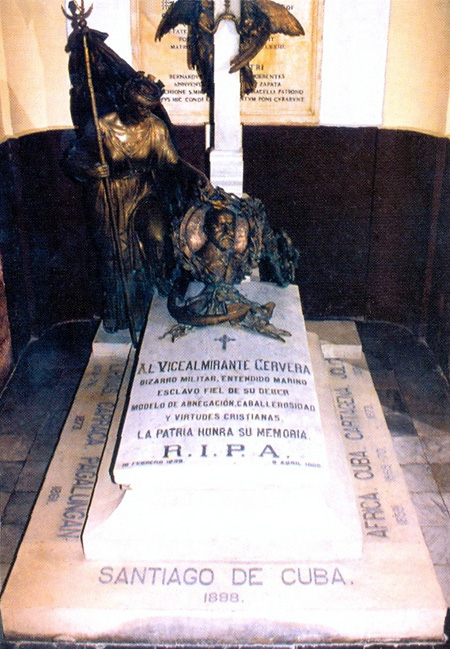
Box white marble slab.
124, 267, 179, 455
0, 318, 446, 643
84, 284, 362, 562
306, 320, 362, 359
115, 285, 327, 490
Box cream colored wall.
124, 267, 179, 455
320, 0, 391, 128
1, 0, 450, 138
383, 0, 450, 136
0, 0, 71, 140
0, 16, 13, 137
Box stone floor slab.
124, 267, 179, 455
1, 491, 36, 525
423, 435, 450, 463
305, 320, 362, 359
0, 524, 24, 567
433, 565, 450, 607
392, 436, 427, 464
0, 435, 34, 462
411, 492, 450, 527
402, 463, 439, 493
421, 525, 450, 565
0, 490, 10, 518
0, 462, 23, 492
14, 458, 50, 493
413, 416, 450, 439
382, 410, 418, 436
431, 463, 450, 491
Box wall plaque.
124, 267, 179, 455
132, 0, 323, 124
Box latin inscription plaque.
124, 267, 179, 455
133, 0, 323, 124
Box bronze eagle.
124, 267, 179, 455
155, 0, 304, 97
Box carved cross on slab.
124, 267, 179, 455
215, 333, 236, 350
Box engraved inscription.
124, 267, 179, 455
114, 288, 329, 490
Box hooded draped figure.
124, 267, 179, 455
63, 24, 212, 334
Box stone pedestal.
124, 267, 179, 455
209, 12, 243, 195
0, 298, 446, 643
83, 283, 362, 562
209, 148, 243, 196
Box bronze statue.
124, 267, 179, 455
62, 2, 212, 342
62, 1, 298, 345
156, 0, 304, 97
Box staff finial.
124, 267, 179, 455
61, 1, 93, 28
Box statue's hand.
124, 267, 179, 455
199, 174, 215, 196
88, 163, 110, 179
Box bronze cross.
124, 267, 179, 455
215, 334, 236, 350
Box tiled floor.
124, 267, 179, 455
0, 321, 97, 591
358, 323, 450, 611
0, 319, 449, 646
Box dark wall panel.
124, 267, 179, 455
243, 126, 377, 318
367, 130, 439, 327
428, 139, 450, 375
0, 139, 32, 355
173, 125, 208, 174
15, 130, 102, 332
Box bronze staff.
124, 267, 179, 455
63, 0, 138, 347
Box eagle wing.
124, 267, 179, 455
230, 0, 304, 73
156, 0, 214, 96
253, 0, 304, 35
155, 0, 197, 40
